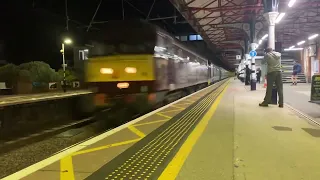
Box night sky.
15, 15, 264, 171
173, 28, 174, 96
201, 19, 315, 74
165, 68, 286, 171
0, 0, 194, 69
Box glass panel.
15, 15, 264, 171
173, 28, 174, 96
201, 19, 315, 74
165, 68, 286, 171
189, 35, 197, 41
180, 36, 187, 41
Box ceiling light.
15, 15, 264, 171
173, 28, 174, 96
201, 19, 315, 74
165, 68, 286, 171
308, 34, 319, 40
288, 0, 296, 7
284, 48, 303, 51
275, 13, 285, 23
289, 46, 295, 49
297, 41, 305, 45
262, 34, 268, 40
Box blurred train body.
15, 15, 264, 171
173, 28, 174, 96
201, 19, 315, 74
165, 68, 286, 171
84, 20, 229, 114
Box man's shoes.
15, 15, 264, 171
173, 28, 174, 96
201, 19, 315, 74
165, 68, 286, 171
279, 104, 284, 108
259, 103, 268, 107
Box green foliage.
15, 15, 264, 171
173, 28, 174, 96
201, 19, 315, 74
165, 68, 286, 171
19, 61, 61, 83
0, 62, 78, 90
58, 68, 78, 82
18, 69, 32, 83
0, 64, 19, 87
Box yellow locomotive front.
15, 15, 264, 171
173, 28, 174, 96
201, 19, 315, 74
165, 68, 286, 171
84, 20, 158, 113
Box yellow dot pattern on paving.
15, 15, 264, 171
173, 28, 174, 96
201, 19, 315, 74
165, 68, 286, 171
103, 85, 227, 180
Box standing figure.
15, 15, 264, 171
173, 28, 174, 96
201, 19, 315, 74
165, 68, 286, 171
245, 65, 251, 85
259, 48, 283, 108
256, 68, 261, 83
291, 61, 302, 85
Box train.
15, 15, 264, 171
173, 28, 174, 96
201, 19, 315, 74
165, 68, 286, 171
84, 20, 229, 117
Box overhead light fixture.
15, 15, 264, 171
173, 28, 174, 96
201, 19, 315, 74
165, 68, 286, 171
275, 13, 286, 23
288, 0, 296, 7
284, 48, 303, 51
308, 34, 319, 40
297, 41, 305, 45
262, 34, 268, 40
289, 45, 295, 49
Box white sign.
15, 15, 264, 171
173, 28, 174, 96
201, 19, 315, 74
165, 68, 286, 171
73, 81, 80, 88
49, 82, 58, 90
236, 55, 241, 60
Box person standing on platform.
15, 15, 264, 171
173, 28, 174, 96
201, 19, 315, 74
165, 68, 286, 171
245, 65, 251, 85
259, 48, 283, 108
291, 61, 302, 85
256, 68, 261, 83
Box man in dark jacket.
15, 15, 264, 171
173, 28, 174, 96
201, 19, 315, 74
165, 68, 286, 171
291, 61, 302, 85
256, 68, 261, 83
259, 48, 283, 108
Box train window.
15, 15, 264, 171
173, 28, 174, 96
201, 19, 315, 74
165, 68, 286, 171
189, 35, 197, 41
180, 36, 187, 41
197, 35, 203, 40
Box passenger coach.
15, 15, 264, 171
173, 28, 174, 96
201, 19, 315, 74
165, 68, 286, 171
84, 20, 228, 115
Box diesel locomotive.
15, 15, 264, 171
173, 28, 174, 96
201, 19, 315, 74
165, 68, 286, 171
84, 20, 229, 115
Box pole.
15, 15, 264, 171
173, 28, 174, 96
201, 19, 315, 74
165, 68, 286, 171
250, 43, 257, 90
62, 43, 66, 92
263, 12, 278, 50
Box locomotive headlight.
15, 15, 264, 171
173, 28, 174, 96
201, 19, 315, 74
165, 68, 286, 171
117, 82, 129, 89
125, 67, 137, 74
100, 68, 114, 74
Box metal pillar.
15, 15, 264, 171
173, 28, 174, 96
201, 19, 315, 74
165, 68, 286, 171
250, 19, 257, 90
250, 43, 258, 90
263, 12, 278, 50
61, 43, 66, 92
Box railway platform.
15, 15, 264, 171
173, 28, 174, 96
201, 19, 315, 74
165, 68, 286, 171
0, 90, 92, 107
2, 79, 320, 180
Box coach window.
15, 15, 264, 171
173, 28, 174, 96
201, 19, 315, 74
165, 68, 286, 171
189, 35, 197, 41
180, 36, 187, 41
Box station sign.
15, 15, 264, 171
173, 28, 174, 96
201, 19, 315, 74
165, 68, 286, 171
249, 50, 257, 57
310, 75, 320, 103
73, 81, 80, 88
49, 82, 58, 90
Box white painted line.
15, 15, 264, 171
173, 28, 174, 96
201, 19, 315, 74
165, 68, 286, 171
1, 81, 225, 180
285, 103, 320, 127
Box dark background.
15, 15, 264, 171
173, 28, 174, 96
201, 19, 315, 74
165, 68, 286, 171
0, 0, 194, 69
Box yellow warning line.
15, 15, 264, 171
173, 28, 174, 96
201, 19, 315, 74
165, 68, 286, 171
60, 156, 75, 180
171, 104, 185, 110
133, 119, 169, 127
72, 139, 141, 156
183, 99, 195, 103
175, 103, 192, 106
156, 112, 172, 119
160, 109, 182, 113
128, 126, 146, 138
158, 81, 230, 180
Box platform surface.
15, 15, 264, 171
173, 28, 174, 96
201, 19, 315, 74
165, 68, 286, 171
176, 80, 320, 180
0, 90, 92, 107
2, 79, 320, 180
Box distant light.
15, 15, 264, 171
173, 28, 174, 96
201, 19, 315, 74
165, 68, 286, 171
117, 82, 129, 89
297, 41, 305, 45
258, 40, 262, 44
288, 0, 296, 7
308, 34, 319, 40
284, 48, 303, 51
125, 67, 137, 74
64, 38, 72, 44
261, 34, 268, 40
100, 68, 114, 74
289, 46, 295, 49
275, 13, 285, 24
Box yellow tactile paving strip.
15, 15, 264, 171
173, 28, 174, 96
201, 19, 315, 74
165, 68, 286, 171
18, 80, 228, 180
